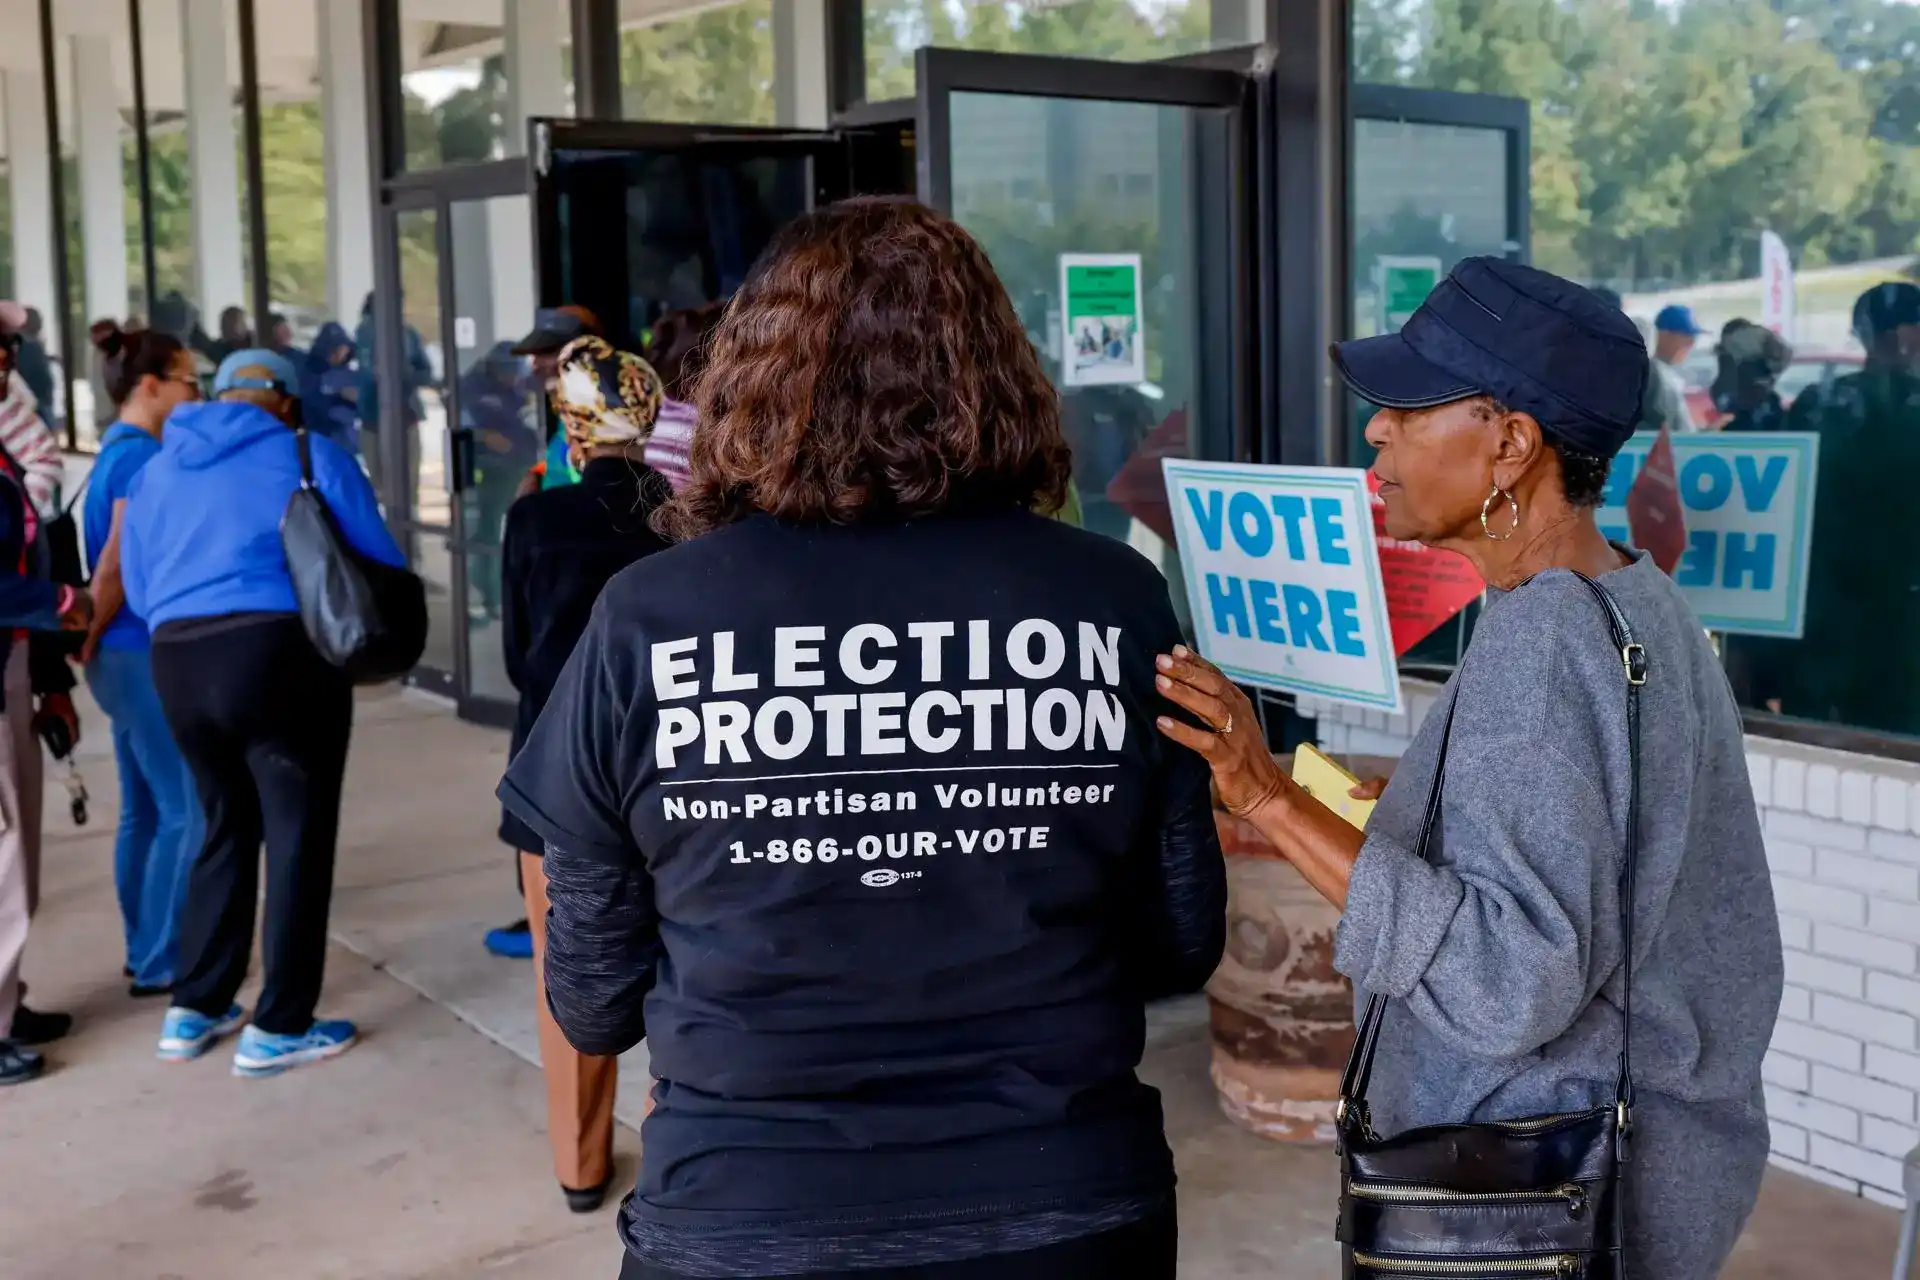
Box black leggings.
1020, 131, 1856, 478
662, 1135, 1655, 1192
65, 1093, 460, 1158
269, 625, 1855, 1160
153, 617, 353, 1035
617, 1204, 1177, 1280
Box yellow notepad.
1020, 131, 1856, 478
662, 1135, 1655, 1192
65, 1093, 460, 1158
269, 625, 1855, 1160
1292, 743, 1377, 831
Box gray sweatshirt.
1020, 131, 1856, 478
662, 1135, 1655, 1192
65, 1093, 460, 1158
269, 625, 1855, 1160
1334, 552, 1782, 1280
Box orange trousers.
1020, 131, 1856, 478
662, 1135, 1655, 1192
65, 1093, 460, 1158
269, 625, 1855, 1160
521, 851, 622, 1191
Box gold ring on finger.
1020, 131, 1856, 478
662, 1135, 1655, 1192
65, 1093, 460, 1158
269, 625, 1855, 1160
1216, 713, 1233, 736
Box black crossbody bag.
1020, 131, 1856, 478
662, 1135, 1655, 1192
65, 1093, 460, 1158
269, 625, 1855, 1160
1336, 572, 1644, 1280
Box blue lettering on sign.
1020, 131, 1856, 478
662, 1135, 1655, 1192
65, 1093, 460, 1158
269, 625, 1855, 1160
1675, 531, 1716, 588
1735, 455, 1787, 513
1207, 572, 1250, 637
1327, 590, 1367, 657
1249, 579, 1287, 643
1310, 497, 1352, 566
1270, 494, 1309, 560
1722, 532, 1775, 591
1680, 455, 1734, 512
1228, 491, 1273, 557
1199, 571, 1370, 660
1187, 487, 1227, 552
1282, 584, 1330, 652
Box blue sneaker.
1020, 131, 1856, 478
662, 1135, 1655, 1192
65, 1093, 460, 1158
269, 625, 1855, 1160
157, 1004, 247, 1062
231, 1019, 358, 1078
484, 919, 533, 959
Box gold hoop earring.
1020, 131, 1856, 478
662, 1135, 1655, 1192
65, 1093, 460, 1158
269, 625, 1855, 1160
1481, 485, 1520, 541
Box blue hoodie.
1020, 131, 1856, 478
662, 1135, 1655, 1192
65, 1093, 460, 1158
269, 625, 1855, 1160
121, 399, 406, 631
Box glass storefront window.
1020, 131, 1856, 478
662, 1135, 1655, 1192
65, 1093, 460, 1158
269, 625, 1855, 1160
1350, 0, 1920, 741
946, 89, 1237, 624
865, 0, 1231, 101
400, 2, 572, 169
619, 0, 776, 126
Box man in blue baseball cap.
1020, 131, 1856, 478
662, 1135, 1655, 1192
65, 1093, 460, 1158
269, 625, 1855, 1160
120, 346, 406, 1079
1643, 303, 1702, 432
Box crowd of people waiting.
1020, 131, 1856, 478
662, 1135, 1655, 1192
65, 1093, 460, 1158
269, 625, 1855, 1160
10, 198, 1916, 1279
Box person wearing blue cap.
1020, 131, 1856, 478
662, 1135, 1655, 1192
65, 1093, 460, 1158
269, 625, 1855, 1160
1643, 302, 1702, 432
1153, 257, 1778, 1280
121, 347, 406, 1079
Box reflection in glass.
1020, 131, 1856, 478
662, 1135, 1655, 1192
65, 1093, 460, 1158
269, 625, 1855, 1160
865, 0, 1225, 100
407, 526, 459, 681
381, 208, 442, 524
619, 1, 775, 125
398, 3, 570, 170
948, 91, 1234, 626
447, 194, 542, 700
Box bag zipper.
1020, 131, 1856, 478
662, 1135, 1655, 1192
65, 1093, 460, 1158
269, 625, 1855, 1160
1354, 1252, 1579, 1276
1351, 1182, 1586, 1217
1491, 1110, 1592, 1134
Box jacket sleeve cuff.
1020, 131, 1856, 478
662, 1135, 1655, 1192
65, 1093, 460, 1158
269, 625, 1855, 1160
1333, 831, 1465, 999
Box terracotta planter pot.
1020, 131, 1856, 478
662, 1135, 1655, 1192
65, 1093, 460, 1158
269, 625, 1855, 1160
1204, 755, 1396, 1144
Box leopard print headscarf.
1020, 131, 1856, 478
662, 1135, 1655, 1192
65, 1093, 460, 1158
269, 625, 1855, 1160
553, 335, 665, 450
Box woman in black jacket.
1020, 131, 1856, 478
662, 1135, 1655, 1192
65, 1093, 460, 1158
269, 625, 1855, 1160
499, 197, 1226, 1279
498, 335, 672, 1213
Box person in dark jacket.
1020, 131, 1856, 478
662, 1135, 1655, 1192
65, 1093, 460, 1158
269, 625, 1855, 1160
498, 198, 1226, 1279
459, 341, 541, 623
0, 364, 93, 1083
496, 335, 671, 1213
299, 322, 361, 455
123, 349, 405, 1079
13, 309, 55, 428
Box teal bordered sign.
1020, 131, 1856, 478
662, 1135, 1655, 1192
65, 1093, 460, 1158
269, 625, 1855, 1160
1162, 460, 1401, 713
1598, 431, 1819, 638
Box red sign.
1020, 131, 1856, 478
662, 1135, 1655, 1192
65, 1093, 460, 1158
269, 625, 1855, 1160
1626, 426, 1688, 574
1369, 472, 1484, 654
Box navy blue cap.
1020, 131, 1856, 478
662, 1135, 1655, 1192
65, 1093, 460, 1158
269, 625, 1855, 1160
1655, 303, 1703, 336
1332, 257, 1652, 460
1854, 282, 1920, 344
213, 348, 301, 396
512, 305, 599, 356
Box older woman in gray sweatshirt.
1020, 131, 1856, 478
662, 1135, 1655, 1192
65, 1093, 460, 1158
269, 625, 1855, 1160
1157, 259, 1782, 1279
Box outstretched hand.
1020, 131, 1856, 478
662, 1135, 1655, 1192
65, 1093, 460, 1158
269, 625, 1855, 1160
1153, 645, 1288, 817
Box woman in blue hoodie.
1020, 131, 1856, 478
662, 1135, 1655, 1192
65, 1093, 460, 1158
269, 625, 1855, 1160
122, 349, 405, 1079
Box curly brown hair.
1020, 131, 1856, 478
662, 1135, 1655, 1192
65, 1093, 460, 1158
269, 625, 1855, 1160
654, 197, 1070, 540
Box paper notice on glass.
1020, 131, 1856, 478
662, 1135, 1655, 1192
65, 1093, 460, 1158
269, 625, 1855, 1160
1060, 253, 1146, 387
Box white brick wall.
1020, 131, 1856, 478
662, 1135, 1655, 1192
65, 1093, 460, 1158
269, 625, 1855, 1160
1305, 677, 1920, 1204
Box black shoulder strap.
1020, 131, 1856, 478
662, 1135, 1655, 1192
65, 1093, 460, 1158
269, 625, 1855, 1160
1337, 571, 1644, 1140
295, 427, 315, 487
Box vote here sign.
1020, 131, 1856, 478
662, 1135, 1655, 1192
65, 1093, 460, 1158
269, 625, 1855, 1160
1598, 431, 1819, 638
1163, 461, 1401, 713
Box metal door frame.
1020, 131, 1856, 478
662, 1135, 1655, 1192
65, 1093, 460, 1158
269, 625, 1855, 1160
377, 160, 530, 721
912, 48, 1258, 468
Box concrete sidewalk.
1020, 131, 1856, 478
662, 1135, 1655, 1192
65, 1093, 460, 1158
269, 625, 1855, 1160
0, 686, 1902, 1278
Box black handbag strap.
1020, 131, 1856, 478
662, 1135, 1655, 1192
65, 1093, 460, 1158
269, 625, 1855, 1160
295, 427, 315, 488
1337, 570, 1645, 1140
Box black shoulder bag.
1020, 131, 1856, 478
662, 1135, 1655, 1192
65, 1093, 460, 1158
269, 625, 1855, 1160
1336, 572, 1643, 1280
281, 428, 428, 685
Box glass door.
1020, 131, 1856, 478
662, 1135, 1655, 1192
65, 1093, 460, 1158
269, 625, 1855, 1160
379, 160, 533, 724
914, 50, 1253, 613
531, 118, 880, 347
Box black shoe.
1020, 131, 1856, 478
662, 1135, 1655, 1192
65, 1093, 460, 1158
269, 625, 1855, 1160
129, 982, 172, 999
562, 1177, 611, 1214
0, 1040, 44, 1084
123, 964, 134, 979
9, 1006, 72, 1046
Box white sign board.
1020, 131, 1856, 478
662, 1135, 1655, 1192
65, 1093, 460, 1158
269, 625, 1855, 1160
454, 316, 478, 350
1059, 253, 1145, 386
1163, 460, 1402, 713
1598, 431, 1820, 637
1761, 231, 1795, 337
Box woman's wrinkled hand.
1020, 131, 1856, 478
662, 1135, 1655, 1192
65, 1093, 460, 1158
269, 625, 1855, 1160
1154, 645, 1288, 817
